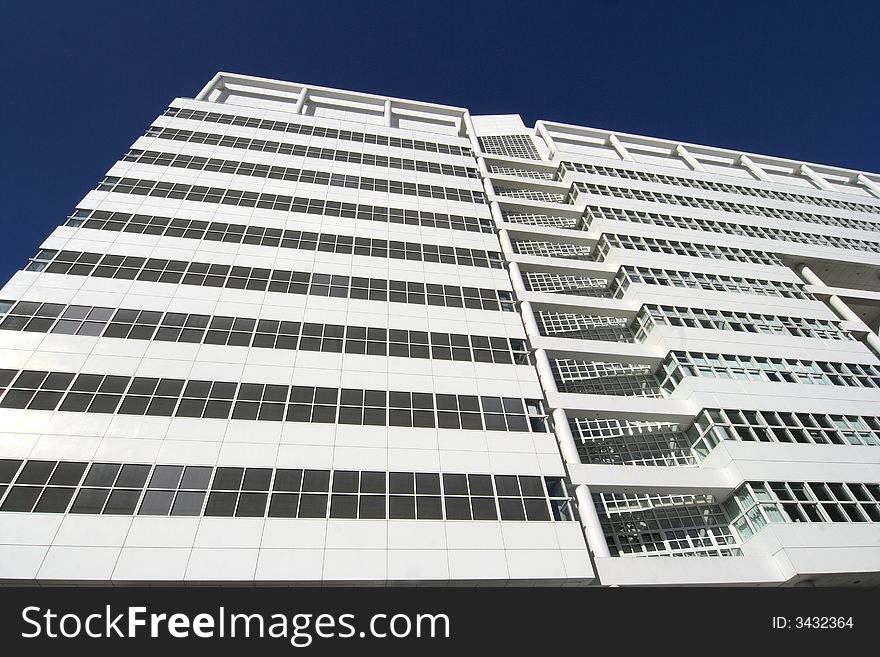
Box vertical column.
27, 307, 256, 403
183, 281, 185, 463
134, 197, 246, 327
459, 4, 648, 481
535, 122, 559, 159
383, 100, 393, 127
551, 406, 611, 559
856, 174, 880, 199
738, 155, 771, 182
292, 87, 309, 114
608, 134, 634, 162
674, 145, 706, 172
799, 165, 834, 191
797, 263, 880, 357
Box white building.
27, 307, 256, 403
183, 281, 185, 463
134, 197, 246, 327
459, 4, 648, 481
1, 72, 878, 586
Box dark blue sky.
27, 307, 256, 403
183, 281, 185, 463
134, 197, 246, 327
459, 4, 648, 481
1, 1, 878, 284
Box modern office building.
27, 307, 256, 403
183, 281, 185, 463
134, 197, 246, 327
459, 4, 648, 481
1, 72, 878, 586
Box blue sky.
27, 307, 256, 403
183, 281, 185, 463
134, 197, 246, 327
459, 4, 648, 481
1, 0, 877, 284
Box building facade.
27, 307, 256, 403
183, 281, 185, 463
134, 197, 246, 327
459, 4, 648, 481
1, 72, 878, 585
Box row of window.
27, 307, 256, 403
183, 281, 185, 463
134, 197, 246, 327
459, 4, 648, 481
559, 162, 880, 216
501, 212, 580, 230
0, 369, 549, 431
95, 176, 494, 233
523, 271, 610, 297
66, 208, 504, 270
122, 149, 486, 205
596, 494, 739, 558
0, 300, 529, 364
687, 408, 880, 458
487, 165, 553, 180
658, 351, 880, 392
0, 459, 574, 521
571, 182, 879, 233
585, 205, 880, 254
511, 240, 593, 261
611, 266, 810, 300
536, 311, 635, 343
551, 359, 663, 398
633, 304, 852, 342
725, 481, 880, 542
145, 126, 479, 179
571, 417, 694, 467
595, 233, 782, 266
477, 135, 540, 160
163, 106, 473, 157
494, 187, 565, 203
25, 250, 515, 312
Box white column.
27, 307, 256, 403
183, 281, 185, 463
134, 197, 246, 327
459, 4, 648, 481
738, 155, 771, 182
551, 407, 611, 558
799, 165, 834, 191
508, 262, 528, 296
497, 228, 516, 260
535, 122, 559, 159
675, 145, 705, 172
518, 299, 541, 338
383, 100, 392, 127
797, 264, 880, 357
856, 174, 880, 199
195, 73, 224, 101
533, 348, 558, 395
607, 134, 634, 162
461, 112, 481, 153
292, 87, 309, 115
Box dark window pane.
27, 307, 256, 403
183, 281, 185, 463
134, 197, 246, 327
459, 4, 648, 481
389, 472, 414, 494
116, 464, 150, 488
415, 472, 440, 494
330, 494, 358, 518
484, 414, 507, 431
70, 488, 110, 514
297, 493, 328, 518
48, 461, 87, 486
149, 465, 183, 489
212, 467, 244, 490
332, 471, 359, 493
103, 489, 141, 514
416, 495, 443, 519
519, 476, 544, 497
146, 397, 177, 416
171, 491, 206, 516
273, 469, 302, 492
442, 473, 468, 496
468, 474, 493, 496
0, 459, 23, 484
203, 400, 232, 418
359, 495, 385, 519
17, 461, 56, 485
235, 492, 267, 517
524, 498, 551, 521
545, 478, 566, 497
302, 469, 330, 492
494, 475, 520, 496
83, 463, 121, 487
180, 466, 213, 489
268, 493, 299, 517
360, 471, 385, 494
204, 491, 237, 516
242, 468, 272, 491
138, 490, 175, 515
33, 487, 75, 513
498, 497, 526, 521
0, 486, 41, 511
471, 497, 497, 520
445, 496, 472, 520
389, 495, 415, 519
